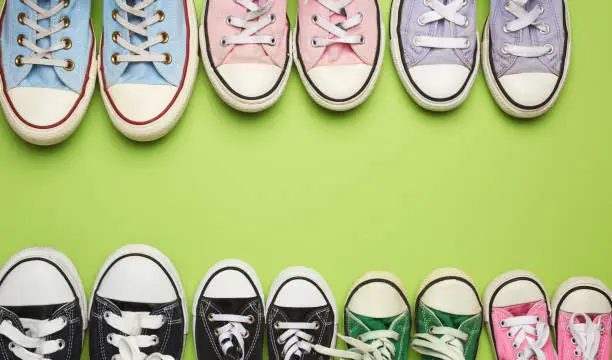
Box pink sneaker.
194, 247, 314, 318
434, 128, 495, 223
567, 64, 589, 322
552, 277, 612, 360
294, 0, 384, 111
484, 271, 557, 360
200, 0, 292, 112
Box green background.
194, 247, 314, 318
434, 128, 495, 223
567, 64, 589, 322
0, 0, 610, 359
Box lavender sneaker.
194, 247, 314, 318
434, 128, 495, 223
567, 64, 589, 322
390, 0, 479, 111
483, 0, 571, 118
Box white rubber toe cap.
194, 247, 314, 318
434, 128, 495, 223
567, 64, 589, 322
421, 279, 481, 315
0, 259, 74, 306
107, 83, 177, 123
493, 280, 545, 307
7, 87, 78, 127
348, 281, 408, 318
307, 64, 371, 100
560, 290, 612, 314
217, 63, 282, 98
408, 64, 470, 99
499, 72, 558, 107
274, 279, 327, 308
97, 255, 177, 303
203, 269, 256, 298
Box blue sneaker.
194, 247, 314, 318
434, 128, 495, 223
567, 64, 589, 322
0, 0, 97, 146
100, 0, 199, 142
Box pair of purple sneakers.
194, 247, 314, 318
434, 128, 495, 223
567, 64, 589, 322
390, 0, 570, 118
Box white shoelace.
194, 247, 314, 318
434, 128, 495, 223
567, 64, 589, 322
412, 326, 469, 360
568, 313, 604, 360
316, 330, 399, 360
223, 0, 275, 46
311, 0, 363, 47
103, 311, 173, 360
413, 0, 470, 50
501, 0, 552, 57
0, 317, 67, 360
208, 313, 254, 360
15, 0, 73, 69
111, 0, 169, 64
500, 315, 549, 360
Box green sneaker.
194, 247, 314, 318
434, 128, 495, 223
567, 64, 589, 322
412, 269, 483, 360
331, 272, 411, 360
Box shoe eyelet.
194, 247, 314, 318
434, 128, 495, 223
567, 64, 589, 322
428, 326, 435, 334
64, 59, 74, 71
504, 1, 511, 9
62, 37, 72, 49
221, 37, 228, 47
512, 343, 518, 349
112, 31, 121, 42
311, 15, 318, 23
17, 34, 26, 46
571, 338, 577, 344
313, 321, 320, 330
507, 331, 512, 338
226, 16, 232, 25
270, 13, 276, 23
359, 34, 364, 44
246, 315, 255, 324
500, 320, 506, 327
17, 12, 27, 25
599, 323, 605, 332
59, 316, 68, 325
111, 53, 120, 65
539, 24, 550, 34
162, 53, 172, 64
417, 16, 425, 25
8, 342, 16, 351
574, 350, 580, 356
112, 9, 121, 20
151, 335, 159, 345
500, 45, 509, 55
243, 330, 250, 339
15, 55, 24, 67
535, 316, 540, 323
207, 313, 216, 321
63, 0, 70, 7
503, 23, 510, 33
57, 339, 66, 350
462, 18, 469, 27
464, 39, 470, 48
214, 328, 220, 336
160, 32, 169, 43
412, 37, 421, 47
423, 0, 430, 6
60, 16, 70, 28
544, 44, 553, 54
274, 321, 281, 330
155, 10, 165, 22
311, 37, 318, 47
269, 37, 276, 46
160, 315, 167, 325
537, 4, 544, 14
106, 334, 114, 344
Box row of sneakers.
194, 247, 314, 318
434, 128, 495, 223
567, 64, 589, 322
0, 0, 569, 146
1, 245, 610, 360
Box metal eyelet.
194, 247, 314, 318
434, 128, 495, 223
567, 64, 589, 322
507, 331, 513, 338
64, 59, 74, 71
59, 316, 68, 325
535, 316, 540, 323
226, 16, 232, 25
540, 24, 550, 34
17, 34, 26, 46
503, 23, 510, 33
151, 335, 159, 344
423, 0, 430, 6
160, 315, 167, 324
107, 334, 114, 344
163, 53, 172, 64
111, 53, 120, 64
500, 320, 506, 327
208, 313, 216, 321
313, 321, 320, 330
60, 16, 70, 28
62, 38, 72, 49
417, 16, 425, 25
112, 9, 120, 20
220, 37, 228, 47
214, 328, 220, 336
504, 1, 511, 9
160, 32, 169, 43
512, 343, 518, 349
155, 10, 165, 22
537, 4, 544, 14
311, 15, 318, 23
112, 31, 121, 43
500, 45, 509, 55
311, 37, 318, 47
429, 326, 435, 334
571, 338, 577, 345
274, 321, 281, 330
544, 44, 553, 54
270, 13, 276, 23
63, 0, 70, 7
15, 55, 24, 67
462, 18, 469, 27
599, 323, 605, 332
574, 350, 580, 356
17, 12, 27, 24
8, 342, 16, 351
242, 330, 250, 339
464, 39, 470, 48
359, 34, 365, 44
57, 339, 66, 350
412, 37, 421, 47
269, 37, 276, 46
247, 315, 255, 324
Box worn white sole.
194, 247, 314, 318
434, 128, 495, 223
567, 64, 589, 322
292, 12, 385, 112
551, 276, 612, 325
0, 23, 97, 146
266, 266, 338, 349
199, 11, 292, 112
89, 244, 189, 336
481, 2, 572, 119
100, 0, 199, 142
0, 247, 88, 330
389, 0, 479, 112
192, 259, 265, 342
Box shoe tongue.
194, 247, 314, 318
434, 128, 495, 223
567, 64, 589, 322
3, 302, 70, 321
426, 307, 473, 329
351, 312, 395, 332
108, 298, 171, 313
225, 45, 274, 65
206, 297, 256, 315
277, 306, 324, 322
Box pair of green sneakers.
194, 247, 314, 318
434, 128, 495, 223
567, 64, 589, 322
330, 269, 482, 360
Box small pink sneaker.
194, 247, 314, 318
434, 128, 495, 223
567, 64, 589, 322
200, 0, 292, 112
485, 271, 557, 360
552, 277, 612, 360
294, 0, 384, 111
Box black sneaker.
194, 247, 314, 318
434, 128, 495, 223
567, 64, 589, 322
0, 247, 87, 360
193, 260, 264, 360
89, 245, 188, 360
266, 267, 337, 360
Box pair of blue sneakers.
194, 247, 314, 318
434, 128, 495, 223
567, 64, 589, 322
0, 0, 198, 145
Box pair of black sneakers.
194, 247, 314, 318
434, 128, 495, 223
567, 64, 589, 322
0, 245, 186, 360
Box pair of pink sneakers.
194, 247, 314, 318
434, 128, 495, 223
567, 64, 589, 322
485, 271, 611, 360
200, 0, 383, 112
